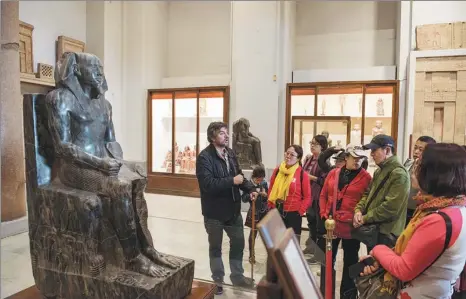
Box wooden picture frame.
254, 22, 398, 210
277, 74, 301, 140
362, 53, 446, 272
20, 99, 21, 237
271, 228, 323, 299
257, 208, 288, 250
56, 35, 85, 62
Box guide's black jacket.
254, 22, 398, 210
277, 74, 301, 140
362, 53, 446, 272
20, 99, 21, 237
196, 144, 254, 222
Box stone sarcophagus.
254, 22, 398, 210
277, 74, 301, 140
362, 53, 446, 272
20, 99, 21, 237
22, 52, 194, 298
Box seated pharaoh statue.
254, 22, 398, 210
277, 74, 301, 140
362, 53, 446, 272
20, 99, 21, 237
22, 52, 194, 298
232, 118, 263, 169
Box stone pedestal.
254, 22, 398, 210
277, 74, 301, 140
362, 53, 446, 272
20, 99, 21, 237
0, 1, 27, 222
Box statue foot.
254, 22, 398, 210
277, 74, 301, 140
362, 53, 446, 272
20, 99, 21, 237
128, 253, 170, 278
143, 246, 181, 270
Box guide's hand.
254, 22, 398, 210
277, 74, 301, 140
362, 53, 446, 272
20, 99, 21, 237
233, 174, 244, 185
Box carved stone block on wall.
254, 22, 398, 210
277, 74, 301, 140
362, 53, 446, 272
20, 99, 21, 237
413, 56, 466, 145
416, 21, 466, 50
19, 21, 34, 74
56, 36, 85, 62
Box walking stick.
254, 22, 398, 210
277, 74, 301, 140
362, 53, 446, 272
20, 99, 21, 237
250, 196, 256, 284
324, 216, 336, 299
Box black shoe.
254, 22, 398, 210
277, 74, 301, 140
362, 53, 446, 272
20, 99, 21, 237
231, 276, 254, 288
303, 247, 313, 255
215, 285, 224, 295
307, 256, 319, 265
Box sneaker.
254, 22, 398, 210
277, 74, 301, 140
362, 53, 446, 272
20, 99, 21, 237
231, 276, 254, 288
215, 285, 224, 295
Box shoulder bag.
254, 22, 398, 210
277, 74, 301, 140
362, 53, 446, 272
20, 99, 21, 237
356, 210, 452, 299
331, 168, 355, 239
351, 168, 400, 248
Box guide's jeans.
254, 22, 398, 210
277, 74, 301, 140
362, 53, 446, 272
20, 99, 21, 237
204, 214, 245, 284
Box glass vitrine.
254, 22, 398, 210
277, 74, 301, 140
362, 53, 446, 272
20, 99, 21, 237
148, 87, 229, 197
291, 116, 351, 157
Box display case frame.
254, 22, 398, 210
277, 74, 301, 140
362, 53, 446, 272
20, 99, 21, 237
285, 80, 399, 151
147, 86, 229, 197
291, 116, 351, 149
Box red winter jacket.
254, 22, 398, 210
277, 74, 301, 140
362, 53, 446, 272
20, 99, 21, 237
319, 167, 371, 219
268, 166, 312, 216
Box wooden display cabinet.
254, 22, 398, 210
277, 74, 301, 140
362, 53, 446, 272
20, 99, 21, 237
285, 81, 399, 154
147, 86, 229, 197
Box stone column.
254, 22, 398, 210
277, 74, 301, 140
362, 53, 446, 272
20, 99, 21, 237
0, 1, 27, 222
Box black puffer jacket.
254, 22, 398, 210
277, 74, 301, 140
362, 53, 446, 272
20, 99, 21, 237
196, 144, 253, 221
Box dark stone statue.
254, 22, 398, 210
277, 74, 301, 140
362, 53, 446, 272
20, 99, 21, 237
23, 52, 194, 298
232, 118, 263, 169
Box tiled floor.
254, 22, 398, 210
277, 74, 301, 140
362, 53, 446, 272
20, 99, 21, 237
1, 194, 367, 298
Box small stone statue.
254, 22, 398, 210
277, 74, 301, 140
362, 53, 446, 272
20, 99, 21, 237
232, 118, 263, 169
322, 130, 333, 147
376, 98, 385, 116
372, 120, 385, 137
23, 52, 194, 298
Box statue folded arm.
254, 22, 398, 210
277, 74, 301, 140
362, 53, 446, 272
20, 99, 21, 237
47, 91, 118, 175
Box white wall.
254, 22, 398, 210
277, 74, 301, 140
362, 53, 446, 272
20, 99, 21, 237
295, 1, 397, 70
166, 1, 231, 78
122, 2, 168, 161
19, 1, 86, 72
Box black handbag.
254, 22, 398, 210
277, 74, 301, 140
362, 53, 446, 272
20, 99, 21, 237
351, 168, 399, 248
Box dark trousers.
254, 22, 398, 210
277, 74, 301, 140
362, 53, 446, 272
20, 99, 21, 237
306, 201, 318, 245
332, 238, 360, 299
282, 211, 303, 239
204, 214, 245, 283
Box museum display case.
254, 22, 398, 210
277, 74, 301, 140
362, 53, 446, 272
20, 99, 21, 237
291, 116, 351, 157
147, 87, 229, 197
285, 81, 398, 175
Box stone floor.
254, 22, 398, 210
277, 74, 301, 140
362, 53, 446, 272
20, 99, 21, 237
0, 193, 368, 298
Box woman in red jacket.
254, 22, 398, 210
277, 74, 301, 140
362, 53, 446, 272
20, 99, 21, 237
268, 145, 312, 238
319, 145, 371, 299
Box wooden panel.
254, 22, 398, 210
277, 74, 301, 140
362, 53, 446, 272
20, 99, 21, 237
147, 174, 200, 197
19, 21, 34, 74
56, 35, 85, 62
443, 102, 456, 142
416, 23, 453, 50
455, 91, 466, 144
416, 56, 466, 72
458, 71, 466, 91
425, 72, 457, 102
453, 22, 466, 49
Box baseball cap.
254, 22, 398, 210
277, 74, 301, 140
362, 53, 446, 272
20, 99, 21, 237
363, 134, 395, 151
346, 145, 367, 158
332, 151, 346, 161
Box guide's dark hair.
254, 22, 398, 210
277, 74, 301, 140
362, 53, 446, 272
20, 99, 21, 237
252, 165, 266, 179
207, 122, 228, 143
417, 143, 466, 197
417, 136, 437, 145
313, 135, 328, 151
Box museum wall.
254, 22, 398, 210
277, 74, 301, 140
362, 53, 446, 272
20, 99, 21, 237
294, 1, 397, 70
19, 1, 86, 73
166, 1, 231, 78
411, 1, 466, 49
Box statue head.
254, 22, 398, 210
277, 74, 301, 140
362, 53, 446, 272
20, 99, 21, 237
55, 52, 108, 99
375, 120, 383, 128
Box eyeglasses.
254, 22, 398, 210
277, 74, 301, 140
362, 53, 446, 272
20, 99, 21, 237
284, 152, 297, 158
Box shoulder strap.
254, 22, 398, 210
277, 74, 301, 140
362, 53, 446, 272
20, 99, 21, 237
412, 210, 452, 281
365, 167, 401, 211
332, 169, 341, 216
